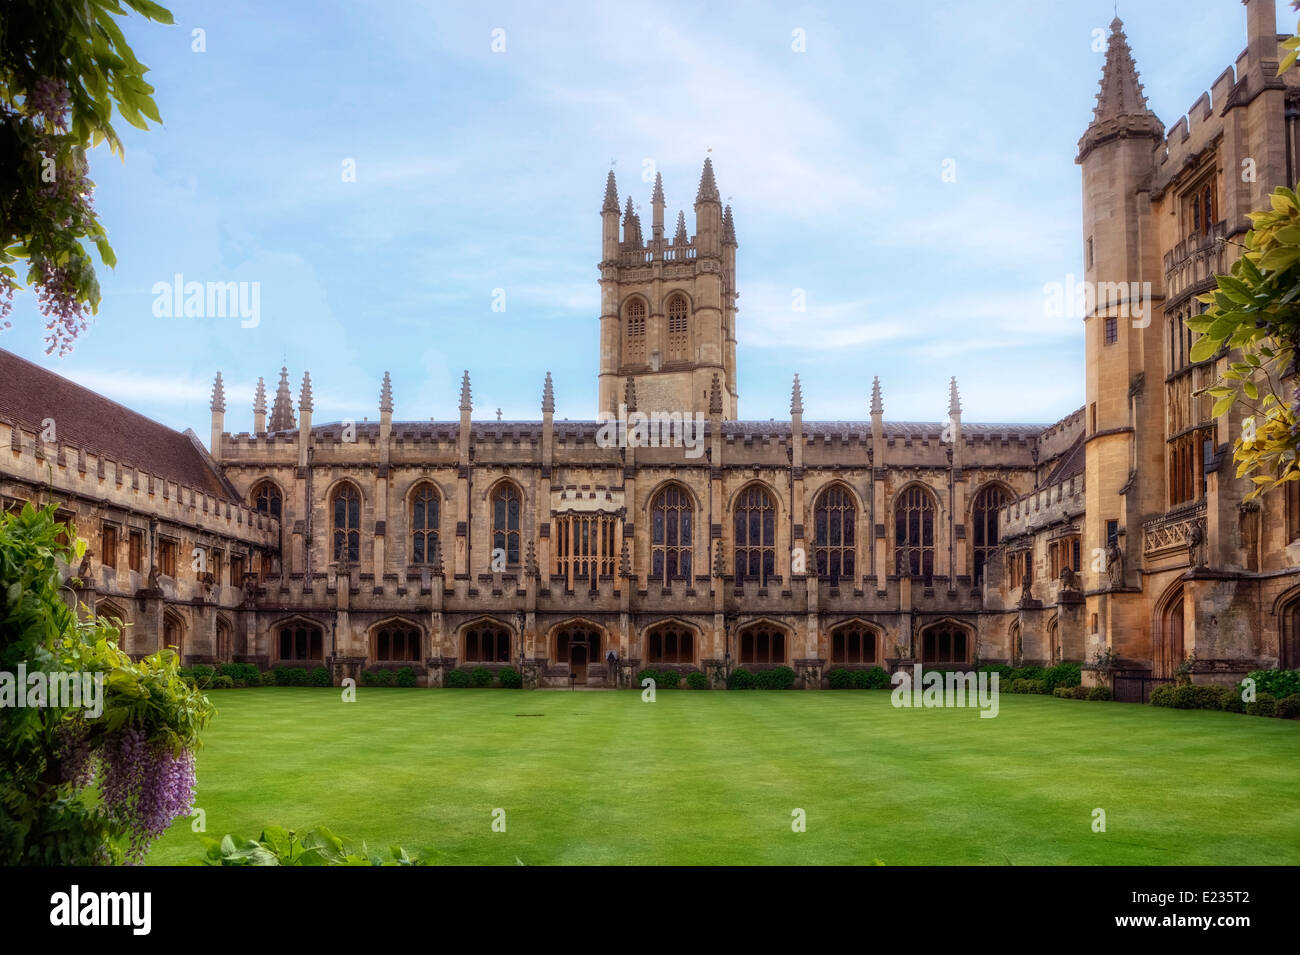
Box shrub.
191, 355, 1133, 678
1010, 678, 1047, 695
1245, 668, 1300, 699
309, 666, 332, 687
469, 666, 493, 688
657, 669, 681, 689
395, 667, 417, 688
1220, 688, 1246, 713
444, 669, 470, 688
686, 671, 708, 690
212, 674, 234, 689
291, 667, 311, 686
259, 670, 277, 686
827, 668, 852, 690
273, 667, 294, 686
1009, 666, 1046, 683
1052, 686, 1076, 699
850, 669, 873, 689
728, 667, 756, 690
636, 668, 660, 688
979, 664, 1013, 682
373, 668, 396, 687
1246, 693, 1277, 718
219, 663, 259, 686
1275, 694, 1300, 719
864, 666, 890, 689
1044, 662, 1082, 692
755, 666, 796, 690
1087, 685, 1111, 701
1164, 684, 1227, 710
498, 667, 523, 689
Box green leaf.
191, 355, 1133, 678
1189, 335, 1222, 363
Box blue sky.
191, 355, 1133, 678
4, 0, 1293, 437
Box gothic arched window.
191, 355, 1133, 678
895, 485, 936, 585
251, 481, 282, 521
331, 483, 361, 563
666, 294, 689, 363
646, 624, 694, 664
814, 485, 855, 584
492, 483, 522, 568
411, 483, 440, 564
624, 299, 646, 365
733, 485, 776, 583
651, 484, 693, 584
971, 484, 1010, 585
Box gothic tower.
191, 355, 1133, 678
598, 159, 739, 418
1076, 16, 1167, 660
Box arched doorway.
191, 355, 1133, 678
554, 623, 602, 684
1283, 593, 1300, 670
1154, 584, 1185, 679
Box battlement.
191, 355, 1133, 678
2, 420, 278, 545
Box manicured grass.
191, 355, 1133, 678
148, 689, 1300, 865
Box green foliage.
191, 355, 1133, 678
1276, 694, 1300, 719
259, 670, 276, 686
395, 667, 416, 688
372, 669, 395, 688
444, 669, 470, 689
727, 667, 756, 690
1245, 668, 1300, 698
1186, 182, 1300, 496
497, 667, 522, 689
469, 666, 492, 688
1044, 662, 1082, 692
218, 663, 259, 687
979, 664, 1013, 682
273, 667, 294, 687
1246, 693, 1277, 718
1009, 678, 1047, 695
0, 502, 213, 864
827, 668, 853, 689
1009, 666, 1046, 683
755, 666, 796, 690
863, 666, 890, 689
656, 669, 680, 689
196, 825, 435, 866
1052, 687, 1076, 699
1087, 685, 1111, 702
0, 0, 175, 352
212, 675, 233, 690
308, 667, 331, 687
685, 671, 708, 690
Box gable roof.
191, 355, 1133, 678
0, 348, 238, 501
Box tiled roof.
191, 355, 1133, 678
0, 349, 237, 500
1045, 430, 1086, 485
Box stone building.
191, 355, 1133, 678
2, 2, 1297, 690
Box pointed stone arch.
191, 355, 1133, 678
458, 615, 515, 664
735, 617, 792, 667
826, 617, 882, 665
919, 617, 974, 666
642, 617, 701, 665
548, 616, 607, 683
1153, 580, 1186, 679
1273, 584, 1300, 669
369, 615, 423, 664
269, 613, 327, 665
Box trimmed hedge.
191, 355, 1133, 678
755, 666, 796, 690
498, 667, 523, 689
1044, 662, 1082, 692
979, 664, 1013, 682
309, 666, 331, 687
1008, 666, 1046, 683
1277, 694, 1300, 719
444, 669, 470, 688
727, 667, 756, 690
469, 666, 493, 688
686, 671, 708, 690
1087, 685, 1111, 701
395, 667, 417, 688
212, 674, 234, 689
1009, 678, 1048, 695
827, 668, 853, 689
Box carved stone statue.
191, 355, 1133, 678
1019, 573, 1033, 603
147, 564, 161, 591
1059, 565, 1080, 592
1105, 541, 1124, 589
1187, 521, 1206, 568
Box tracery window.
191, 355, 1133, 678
895, 486, 935, 584
733, 485, 776, 583
666, 294, 689, 363
411, 483, 439, 564
813, 485, 855, 584
625, 299, 647, 365
492, 483, 522, 568
332, 483, 361, 562
650, 484, 693, 584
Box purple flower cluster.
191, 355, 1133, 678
0, 273, 13, 331
99, 728, 197, 864
53, 718, 95, 788
26, 76, 70, 130
35, 259, 90, 357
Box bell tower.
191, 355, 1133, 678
597, 159, 738, 418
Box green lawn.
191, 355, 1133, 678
147, 689, 1300, 865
